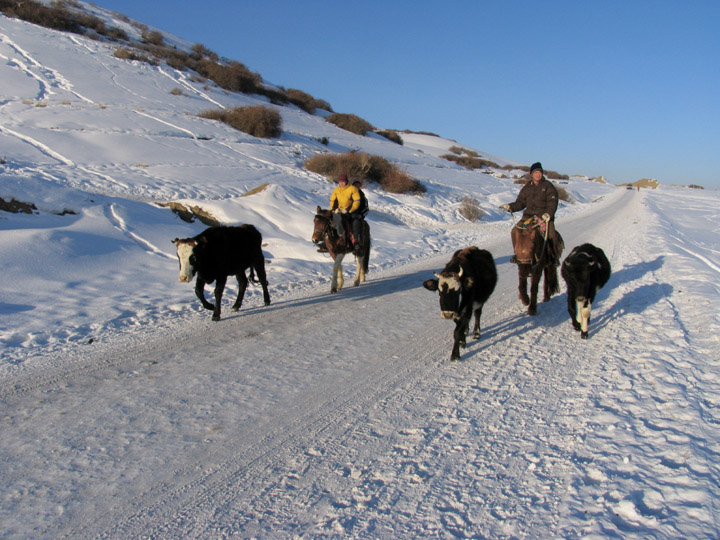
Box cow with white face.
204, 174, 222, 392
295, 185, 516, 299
423, 247, 497, 361
173, 225, 270, 321
561, 243, 611, 339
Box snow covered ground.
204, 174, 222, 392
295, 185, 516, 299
1, 4, 719, 539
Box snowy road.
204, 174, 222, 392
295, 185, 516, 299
2, 189, 719, 539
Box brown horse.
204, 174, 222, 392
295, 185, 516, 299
312, 206, 371, 293
513, 217, 561, 315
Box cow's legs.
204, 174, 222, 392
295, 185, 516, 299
253, 259, 271, 306
451, 321, 465, 361
211, 276, 227, 321
331, 254, 345, 293
579, 300, 591, 339
195, 278, 215, 311
568, 295, 581, 332
231, 271, 249, 312
472, 304, 484, 339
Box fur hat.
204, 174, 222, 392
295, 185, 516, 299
530, 162, 543, 174
337, 173, 348, 183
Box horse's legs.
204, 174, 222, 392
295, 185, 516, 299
331, 253, 345, 293
353, 253, 366, 286
543, 261, 559, 302
528, 267, 541, 316
518, 265, 530, 306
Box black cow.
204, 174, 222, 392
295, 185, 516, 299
423, 247, 497, 361
561, 243, 611, 339
173, 225, 271, 321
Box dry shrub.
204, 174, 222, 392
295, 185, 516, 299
381, 166, 425, 194
0, 197, 37, 214
159, 202, 221, 226
440, 154, 499, 170
376, 130, 403, 145
199, 106, 282, 138
448, 145, 478, 157
0, 0, 127, 40
241, 183, 270, 197
326, 113, 374, 136
195, 60, 262, 93
191, 43, 219, 62
556, 186, 572, 202
304, 151, 424, 195
114, 47, 157, 65
458, 196, 484, 222
141, 29, 163, 46
285, 89, 332, 114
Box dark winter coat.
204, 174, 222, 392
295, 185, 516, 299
508, 177, 559, 221
355, 188, 369, 218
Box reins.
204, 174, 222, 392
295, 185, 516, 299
511, 215, 550, 268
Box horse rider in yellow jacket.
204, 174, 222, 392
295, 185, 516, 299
329, 173, 362, 249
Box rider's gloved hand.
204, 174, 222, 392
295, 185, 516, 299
499, 204, 510, 211
340, 208, 347, 214
542, 213, 550, 222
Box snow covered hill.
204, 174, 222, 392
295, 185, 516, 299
1, 4, 719, 539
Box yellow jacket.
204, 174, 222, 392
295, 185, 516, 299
330, 184, 361, 213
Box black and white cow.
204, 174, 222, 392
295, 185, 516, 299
423, 247, 497, 361
561, 243, 611, 339
173, 225, 271, 321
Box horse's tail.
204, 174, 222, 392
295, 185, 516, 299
546, 261, 560, 296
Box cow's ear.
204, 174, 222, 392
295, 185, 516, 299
423, 279, 439, 292
316, 205, 322, 214
172, 238, 179, 245
463, 277, 474, 289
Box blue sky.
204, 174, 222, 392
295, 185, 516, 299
91, 0, 719, 188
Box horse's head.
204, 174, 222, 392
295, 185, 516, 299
514, 219, 542, 264
312, 206, 333, 245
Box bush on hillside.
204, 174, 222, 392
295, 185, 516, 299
285, 89, 333, 114
458, 196, 484, 222
0, 0, 127, 40
326, 113, 374, 136
375, 130, 404, 145
448, 145, 479, 158
114, 47, 157, 65
198, 106, 282, 138
304, 151, 425, 195
440, 154, 499, 170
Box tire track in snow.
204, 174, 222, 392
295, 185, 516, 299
0, 32, 94, 103
105, 203, 176, 259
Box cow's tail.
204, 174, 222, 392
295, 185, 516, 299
248, 266, 260, 284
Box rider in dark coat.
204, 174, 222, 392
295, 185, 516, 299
501, 162, 561, 264
350, 181, 369, 255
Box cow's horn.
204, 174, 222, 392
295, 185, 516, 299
458, 267, 463, 278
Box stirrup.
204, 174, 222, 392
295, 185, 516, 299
509, 255, 518, 264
